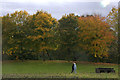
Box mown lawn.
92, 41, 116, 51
2, 60, 118, 78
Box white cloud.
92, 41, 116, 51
101, 0, 110, 7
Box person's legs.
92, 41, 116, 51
74, 69, 77, 74
71, 69, 74, 73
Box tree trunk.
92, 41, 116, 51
46, 50, 52, 60
42, 51, 46, 61
67, 48, 71, 61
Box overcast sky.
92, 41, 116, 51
0, 0, 119, 19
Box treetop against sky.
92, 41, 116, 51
0, 0, 118, 19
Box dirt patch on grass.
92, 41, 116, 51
2, 60, 118, 66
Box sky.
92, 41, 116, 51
0, 0, 119, 19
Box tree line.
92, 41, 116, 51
2, 7, 118, 63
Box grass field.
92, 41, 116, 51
2, 60, 118, 78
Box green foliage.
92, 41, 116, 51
58, 13, 80, 61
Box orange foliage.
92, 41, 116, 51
78, 15, 115, 57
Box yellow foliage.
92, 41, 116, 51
94, 53, 97, 57
16, 56, 18, 60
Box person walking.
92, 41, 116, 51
71, 62, 77, 73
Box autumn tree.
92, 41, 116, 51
78, 15, 115, 60
107, 7, 118, 35
27, 10, 58, 60
106, 7, 118, 63
2, 10, 30, 60
0, 17, 1, 78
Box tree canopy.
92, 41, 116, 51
78, 15, 115, 58
2, 10, 117, 63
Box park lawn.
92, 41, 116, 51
2, 60, 118, 78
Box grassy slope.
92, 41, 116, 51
2, 60, 118, 78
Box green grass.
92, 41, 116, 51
2, 60, 118, 78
